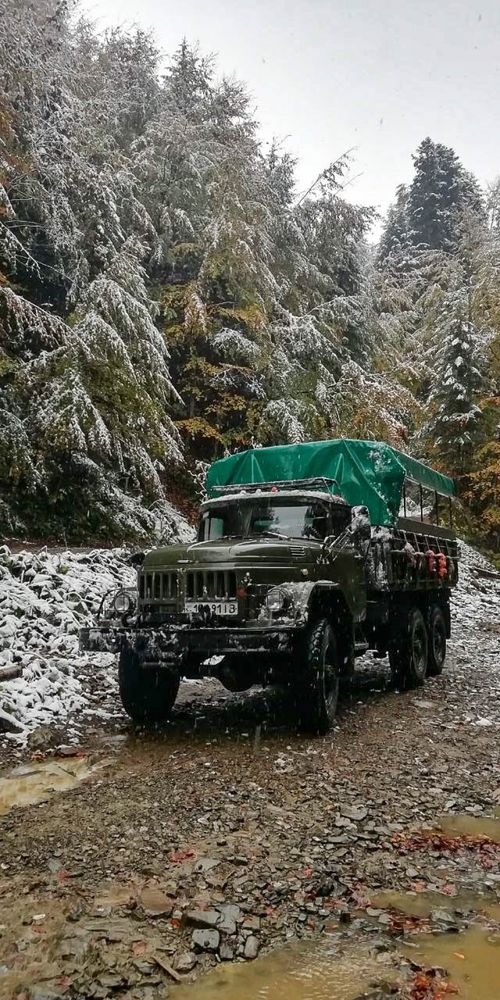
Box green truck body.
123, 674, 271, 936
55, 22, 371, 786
80, 440, 459, 733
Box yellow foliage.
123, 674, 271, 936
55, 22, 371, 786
175, 417, 224, 444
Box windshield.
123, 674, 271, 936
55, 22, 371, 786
198, 498, 332, 541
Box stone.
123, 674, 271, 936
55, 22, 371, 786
192, 929, 220, 952
59, 936, 89, 958
340, 804, 368, 822
217, 913, 237, 935
183, 909, 220, 929
242, 914, 260, 931
243, 935, 259, 959
194, 857, 220, 873
27, 725, 58, 752
139, 887, 173, 917
219, 941, 235, 961
175, 951, 197, 973
217, 903, 241, 921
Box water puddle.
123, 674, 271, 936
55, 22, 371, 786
174, 935, 399, 1000
403, 925, 500, 1000
0, 756, 110, 815
434, 813, 500, 841
370, 890, 500, 921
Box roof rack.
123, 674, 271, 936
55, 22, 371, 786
211, 477, 345, 497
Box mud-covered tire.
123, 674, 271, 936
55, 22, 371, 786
427, 606, 447, 676
389, 607, 428, 689
118, 647, 179, 722
296, 618, 340, 734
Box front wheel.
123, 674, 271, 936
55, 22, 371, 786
296, 618, 340, 734
118, 647, 179, 722
389, 607, 428, 689
427, 606, 447, 676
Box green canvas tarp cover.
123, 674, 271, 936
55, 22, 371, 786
206, 439, 455, 527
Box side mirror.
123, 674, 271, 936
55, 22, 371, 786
350, 506, 371, 543
128, 550, 146, 567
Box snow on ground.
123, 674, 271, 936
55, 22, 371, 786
0, 546, 135, 738
0, 537, 499, 742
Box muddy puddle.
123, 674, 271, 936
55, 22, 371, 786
0, 756, 110, 815
175, 922, 500, 1000
434, 812, 500, 841
370, 889, 500, 921
174, 935, 399, 1000
403, 925, 500, 1000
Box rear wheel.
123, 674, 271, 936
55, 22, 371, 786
427, 606, 447, 676
296, 618, 340, 734
118, 647, 179, 722
389, 607, 428, 689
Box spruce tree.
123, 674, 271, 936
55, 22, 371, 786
422, 287, 485, 475
406, 138, 483, 252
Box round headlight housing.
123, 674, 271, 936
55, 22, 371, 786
113, 590, 134, 615
266, 586, 294, 617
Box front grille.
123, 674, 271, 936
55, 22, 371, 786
186, 570, 237, 600
139, 571, 178, 601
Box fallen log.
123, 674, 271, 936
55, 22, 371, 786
0, 663, 23, 682
472, 564, 500, 580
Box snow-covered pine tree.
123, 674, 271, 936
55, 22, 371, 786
421, 287, 486, 475
406, 138, 484, 253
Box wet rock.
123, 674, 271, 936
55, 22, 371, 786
191, 928, 220, 952
183, 908, 220, 929
219, 940, 235, 961
430, 909, 459, 931
175, 951, 197, 973
243, 935, 259, 959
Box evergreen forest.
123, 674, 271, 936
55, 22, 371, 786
1, 1, 499, 554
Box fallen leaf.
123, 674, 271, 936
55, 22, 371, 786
168, 849, 195, 863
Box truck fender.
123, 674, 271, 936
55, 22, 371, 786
270, 580, 344, 623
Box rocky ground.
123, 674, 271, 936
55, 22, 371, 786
0, 543, 499, 999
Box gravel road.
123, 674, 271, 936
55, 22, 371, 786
0, 546, 499, 999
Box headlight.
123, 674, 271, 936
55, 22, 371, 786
265, 586, 295, 616
113, 590, 134, 614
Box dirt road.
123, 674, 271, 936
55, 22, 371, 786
1, 640, 500, 999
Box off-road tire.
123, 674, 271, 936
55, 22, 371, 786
297, 618, 340, 734
389, 607, 428, 689
427, 605, 447, 676
118, 647, 179, 722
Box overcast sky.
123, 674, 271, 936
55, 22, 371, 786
81, 0, 500, 229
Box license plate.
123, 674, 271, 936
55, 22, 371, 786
185, 601, 238, 617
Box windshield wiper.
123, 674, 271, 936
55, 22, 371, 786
257, 529, 289, 540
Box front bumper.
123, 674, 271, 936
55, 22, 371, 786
79, 624, 297, 662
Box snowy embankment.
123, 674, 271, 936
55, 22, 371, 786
0, 538, 499, 742
0, 546, 136, 739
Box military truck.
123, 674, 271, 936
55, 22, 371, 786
80, 440, 459, 733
